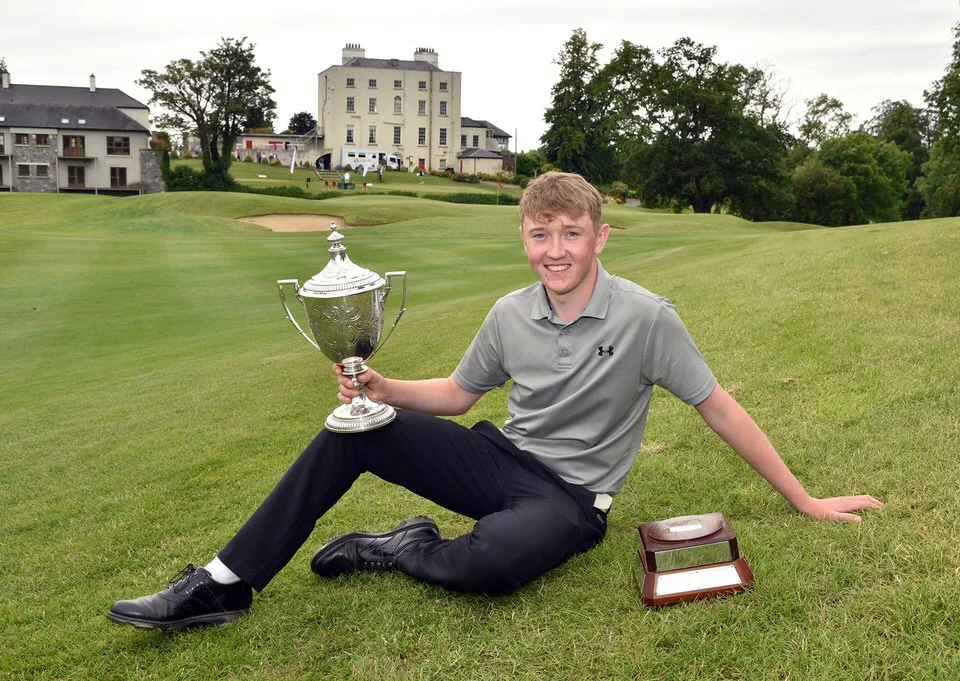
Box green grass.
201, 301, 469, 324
1, 191, 959, 679
173, 158, 522, 199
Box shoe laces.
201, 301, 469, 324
170, 563, 198, 592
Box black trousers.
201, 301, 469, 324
218, 410, 608, 594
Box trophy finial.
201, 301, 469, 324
327, 221, 346, 259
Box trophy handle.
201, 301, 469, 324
368, 271, 407, 360
277, 278, 321, 351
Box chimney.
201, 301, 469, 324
342, 43, 365, 65
89, 73, 96, 92
413, 47, 438, 67
1, 70, 9, 89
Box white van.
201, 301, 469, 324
340, 149, 402, 173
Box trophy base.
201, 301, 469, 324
325, 400, 397, 433
634, 552, 754, 607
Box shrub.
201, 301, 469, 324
606, 181, 629, 204
162, 165, 206, 191
433, 192, 519, 206
385, 190, 419, 198
243, 154, 254, 162
450, 172, 480, 183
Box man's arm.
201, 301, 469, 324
334, 364, 483, 416
694, 384, 883, 522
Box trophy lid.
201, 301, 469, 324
299, 223, 384, 297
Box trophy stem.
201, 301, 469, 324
325, 357, 397, 433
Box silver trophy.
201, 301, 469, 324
278, 222, 406, 433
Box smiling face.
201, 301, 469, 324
521, 211, 610, 318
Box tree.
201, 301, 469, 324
807, 132, 911, 225
288, 111, 317, 136
541, 29, 619, 184
863, 99, 930, 218
243, 106, 275, 133
791, 159, 857, 226
919, 22, 960, 216
138, 37, 275, 185
917, 138, 960, 217
797, 94, 853, 150
515, 149, 546, 177
618, 37, 792, 216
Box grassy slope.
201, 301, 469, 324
1, 192, 958, 679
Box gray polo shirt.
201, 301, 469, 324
453, 262, 717, 494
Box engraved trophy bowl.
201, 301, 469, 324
277, 222, 406, 433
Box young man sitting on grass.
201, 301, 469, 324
108, 172, 883, 630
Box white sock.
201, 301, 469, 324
204, 556, 242, 585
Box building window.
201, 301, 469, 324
368, 97, 377, 113
439, 158, 446, 170
15, 133, 30, 145
461, 135, 467, 147
418, 81, 426, 90
107, 136, 130, 155
0, 132, 4, 154
439, 101, 447, 117
394, 96, 402, 115
393, 126, 401, 145
368, 78, 377, 88
393, 79, 402, 89
18, 164, 31, 177
36, 164, 49, 178
346, 77, 355, 87
418, 128, 426, 145
473, 135, 480, 147
346, 96, 355, 112
110, 167, 127, 188
346, 125, 355, 144
68, 166, 85, 188
63, 135, 85, 157
439, 82, 448, 91
418, 100, 426, 115
440, 128, 447, 146
368, 126, 377, 144
35, 134, 50, 146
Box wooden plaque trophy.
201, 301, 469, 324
634, 513, 754, 607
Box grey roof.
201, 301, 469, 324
1, 83, 148, 109
342, 57, 442, 72
457, 148, 503, 159
0, 103, 150, 133
460, 116, 511, 138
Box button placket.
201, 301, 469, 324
557, 325, 574, 368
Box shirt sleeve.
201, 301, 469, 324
641, 300, 717, 405
452, 303, 510, 394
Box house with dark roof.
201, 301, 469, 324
458, 116, 512, 174
0, 70, 164, 194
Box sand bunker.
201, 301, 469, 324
239, 214, 353, 232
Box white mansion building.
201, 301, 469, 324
308, 45, 510, 175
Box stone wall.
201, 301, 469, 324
13, 134, 58, 193
139, 149, 166, 194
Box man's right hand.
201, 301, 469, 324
334, 363, 386, 404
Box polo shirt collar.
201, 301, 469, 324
531, 260, 613, 323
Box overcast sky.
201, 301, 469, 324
5, 0, 959, 151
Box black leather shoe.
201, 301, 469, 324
311, 516, 440, 577
107, 564, 253, 630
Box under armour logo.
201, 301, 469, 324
597, 346, 614, 357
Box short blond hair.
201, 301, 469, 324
519, 171, 603, 229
